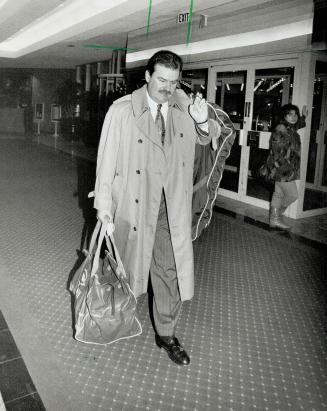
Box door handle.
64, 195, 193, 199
244, 102, 251, 117
247, 101, 251, 117
244, 102, 249, 118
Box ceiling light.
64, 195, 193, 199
0, 0, 8, 8
179, 80, 191, 89
0, 0, 130, 57
254, 80, 264, 92
267, 77, 285, 92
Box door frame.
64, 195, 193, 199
306, 74, 327, 192
299, 52, 327, 218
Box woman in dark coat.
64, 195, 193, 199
266, 103, 307, 229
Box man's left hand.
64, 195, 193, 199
189, 93, 208, 124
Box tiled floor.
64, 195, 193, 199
0, 311, 46, 410
35, 133, 327, 247
0, 134, 326, 411
215, 195, 327, 247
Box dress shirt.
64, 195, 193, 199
146, 90, 168, 126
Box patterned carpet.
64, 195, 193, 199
0, 140, 326, 410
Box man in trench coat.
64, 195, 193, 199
94, 50, 221, 365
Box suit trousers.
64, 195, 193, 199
150, 191, 182, 336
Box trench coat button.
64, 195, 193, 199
135, 199, 139, 203
180, 133, 183, 138
138, 139, 143, 143
136, 169, 141, 174
133, 226, 137, 231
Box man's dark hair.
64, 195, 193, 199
146, 50, 183, 75
280, 104, 300, 120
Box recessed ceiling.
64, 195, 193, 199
0, 0, 313, 69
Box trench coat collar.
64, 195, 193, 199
131, 84, 186, 149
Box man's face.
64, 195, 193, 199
145, 64, 180, 104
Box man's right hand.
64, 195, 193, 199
97, 210, 111, 223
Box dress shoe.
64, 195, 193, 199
155, 335, 190, 366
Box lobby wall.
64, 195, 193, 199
0, 68, 74, 135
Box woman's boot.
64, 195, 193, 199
280, 206, 288, 215
269, 207, 290, 229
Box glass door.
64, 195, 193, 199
214, 70, 247, 195
246, 67, 295, 204
208, 61, 297, 207
315, 76, 327, 189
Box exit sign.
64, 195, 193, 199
177, 12, 190, 23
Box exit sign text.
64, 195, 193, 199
177, 12, 190, 23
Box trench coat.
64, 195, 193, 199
93, 84, 219, 301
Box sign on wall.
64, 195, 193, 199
51, 104, 61, 121
35, 103, 44, 121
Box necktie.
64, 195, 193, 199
155, 104, 165, 145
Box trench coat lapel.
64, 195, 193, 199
131, 85, 162, 149
132, 85, 186, 151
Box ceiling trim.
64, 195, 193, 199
126, 18, 313, 64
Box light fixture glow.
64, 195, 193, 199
0, 0, 9, 8
226, 83, 230, 91
254, 80, 264, 92
0, 0, 130, 57
126, 19, 313, 64
267, 77, 285, 92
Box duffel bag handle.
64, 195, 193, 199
90, 220, 110, 277
87, 220, 101, 256
90, 220, 127, 281
105, 231, 127, 280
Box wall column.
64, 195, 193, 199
85, 64, 91, 91
76, 66, 82, 84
